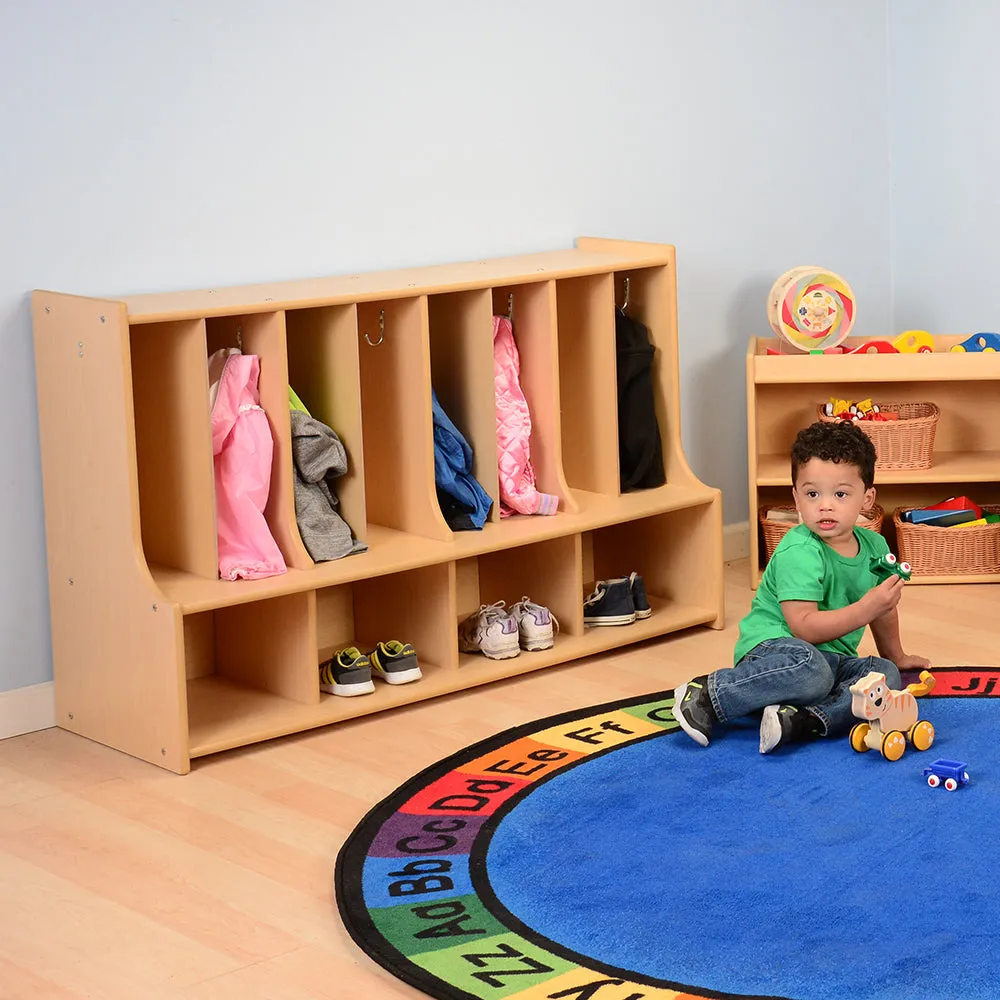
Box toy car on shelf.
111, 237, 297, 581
922, 758, 970, 791
871, 552, 912, 582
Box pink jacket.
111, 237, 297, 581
209, 349, 287, 580
493, 316, 559, 518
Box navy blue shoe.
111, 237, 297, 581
628, 571, 652, 619
583, 578, 636, 626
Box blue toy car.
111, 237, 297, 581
922, 758, 970, 791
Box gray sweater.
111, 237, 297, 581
289, 409, 367, 561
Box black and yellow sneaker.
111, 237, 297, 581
319, 647, 375, 697
368, 640, 423, 685
673, 676, 715, 747
759, 704, 821, 754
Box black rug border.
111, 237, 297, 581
335, 669, 999, 1000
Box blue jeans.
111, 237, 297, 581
707, 637, 901, 737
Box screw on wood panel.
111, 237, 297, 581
152, 603, 158, 611
68, 712, 74, 720
100, 315, 106, 323
77, 342, 84, 357
68, 577, 74, 585
265, 297, 273, 301
45, 306, 51, 313
161, 747, 166, 756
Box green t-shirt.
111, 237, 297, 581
734, 524, 889, 663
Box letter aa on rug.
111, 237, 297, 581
336, 667, 999, 1000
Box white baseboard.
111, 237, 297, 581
0, 682, 56, 740
724, 520, 750, 563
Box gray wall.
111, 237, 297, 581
1, 1, 894, 693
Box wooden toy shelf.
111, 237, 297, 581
31, 237, 724, 773
747, 334, 1000, 587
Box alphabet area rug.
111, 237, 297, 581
335, 667, 1000, 1000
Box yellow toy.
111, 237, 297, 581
893, 330, 935, 353
849, 669, 936, 761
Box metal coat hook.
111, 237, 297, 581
622, 277, 631, 314
507, 293, 514, 323
364, 309, 385, 347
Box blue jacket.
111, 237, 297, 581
432, 390, 493, 530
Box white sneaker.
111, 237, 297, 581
508, 596, 559, 651
458, 602, 520, 659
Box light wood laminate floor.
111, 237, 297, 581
2, 561, 993, 999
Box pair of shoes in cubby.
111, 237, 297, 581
459, 598, 559, 660
319, 640, 423, 697
583, 572, 651, 626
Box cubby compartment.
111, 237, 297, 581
582, 504, 723, 634
316, 562, 457, 680
205, 311, 312, 570
428, 289, 499, 526
556, 273, 619, 495
491, 281, 577, 515
455, 535, 582, 667
185, 591, 318, 756
284, 304, 368, 552
130, 318, 218, 578
356, 297, 451, 542
611, 265, 676, 483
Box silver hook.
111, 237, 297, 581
364, 309, 385, 347
507, 293, 514, 323
622, 277, 631, 314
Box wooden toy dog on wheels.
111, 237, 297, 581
849, 670, 936, 761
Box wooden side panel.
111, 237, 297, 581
314, 585, 357, 660
428, 290, 500, 523
492, 282, 578, 514
215, 592, 319, 704
285, 305, 367, 546
130, 319, 218, 578
357, 297, 451, 541
556, 274, 619, 495
206, 312, 313, 569
31, 291, 189, 772
747, 338, 762, 586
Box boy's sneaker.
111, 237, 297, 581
508, 596, 559, 651
459, 601, 520, 659
583, 578, 636, 626
628, 572, 652, 620
673, 676, 715, 747
759, 704, 821, 754
319, 647, 375, 697
368, 640, 422, 684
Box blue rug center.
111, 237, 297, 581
486, 699, 998, 1000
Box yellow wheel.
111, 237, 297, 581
850, 723, 871, 753
881, 730, 906, 761
909, 719, 935, 751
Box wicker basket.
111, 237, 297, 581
894, 506, 1000, 576
759, 503, 884, 560
816, 402, 940, 471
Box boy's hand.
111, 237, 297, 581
862, 575, 904, 620
898, 653, 932, 671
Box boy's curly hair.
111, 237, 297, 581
790, 420, 876, 489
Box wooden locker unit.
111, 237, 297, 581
32, 238, 724, 773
